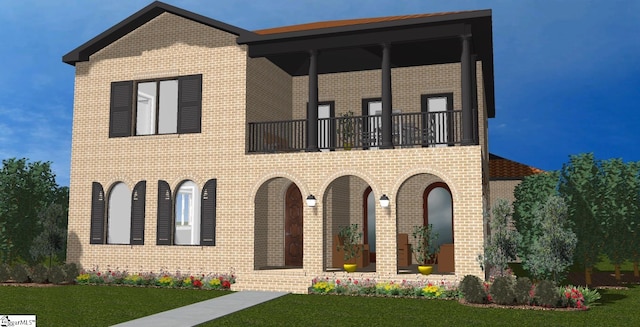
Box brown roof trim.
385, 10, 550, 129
254, 11, 476, 35
62, 1, 254, 66
239, 9, 491, 43
489, 153, 545, 180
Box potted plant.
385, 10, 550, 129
337, 224, 362, 272
338, 111, 355, 150
412, 224, 440, 275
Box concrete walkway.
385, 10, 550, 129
111, 291, 289, 327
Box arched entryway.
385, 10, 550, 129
254, 178, 304, 269
323, 175, 375, 272
285, 183, 303, 267
396, 174, 455, 274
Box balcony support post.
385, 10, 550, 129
306, 49, 319, 151
461, 33, 474, 145
381, 43, 394, 149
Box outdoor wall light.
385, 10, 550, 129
379, 194, 390, 208
306, 195, 317, 207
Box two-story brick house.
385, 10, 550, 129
63, 1, 495, 293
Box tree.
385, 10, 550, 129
512, 171, 559, 264
559, 153, 602, 285
629, 162, 640, 277
480, 199, 520, 277
599, 158, 636, 280
523, 195, 577, 283
30, 202, 67, 267
0, 158, 60, 264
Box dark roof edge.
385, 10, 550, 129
237, 9, 491, 44
62, 1, 254, 66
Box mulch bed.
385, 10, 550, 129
566, 271, 640, 289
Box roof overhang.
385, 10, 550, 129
238, 10, 494, 117
62, 1, 252, 66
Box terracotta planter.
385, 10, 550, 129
343, 263, 357, 273
418, 265, 433, 275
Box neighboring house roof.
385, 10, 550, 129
489, 153, 544, 180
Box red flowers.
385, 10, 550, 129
193, 279, 203, 288
222, 281, 231, 289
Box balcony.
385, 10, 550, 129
247, 110, 478, 153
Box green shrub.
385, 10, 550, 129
514, 277, 532, 305
11, 264, 30, 283
30, 264, 49, 283
459, 275, 486, 304
534, 280, 560, 307
48, 265, 66, 284
0, 263, 10, 282
63, 263, 79, 283
489, 276, 515, 305
578, 286, 601, 307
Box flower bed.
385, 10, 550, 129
309, 274, 600, 311
75, 268, 235, 290
309, 276, 460, 299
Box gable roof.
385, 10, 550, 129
489, 153, 544, 180
62, 1, 252, 66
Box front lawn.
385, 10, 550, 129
0, 285, 230, 326
0, 283, 638, 326
206, 286, 640, 327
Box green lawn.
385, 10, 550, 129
206, 286, 640, 327
0, 283, 638, 327
0, 285, 230, 327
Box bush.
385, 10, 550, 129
63, 263, 79, 283
30, 264, 49, 283
490, 276, 515, 305
0, 263, 10, 282
578, 286, 601, 307
534, 280, 560, 307
48, 265, 66, 284
11, 263, 30, 283
459, 275, 486, 304
514, 277, 533, 305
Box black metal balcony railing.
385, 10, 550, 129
247, 110, 478, 153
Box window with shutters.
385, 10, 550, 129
156, 179, 217, 246
109, 74, 202, 137
92, 181, 146, 245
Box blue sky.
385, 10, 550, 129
1, 0, 638, 186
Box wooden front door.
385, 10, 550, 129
285, 184, 303, 267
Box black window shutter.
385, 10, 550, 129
156, 180, 173, 245
200, 179, 217, 246
130, 181, 146, 245
177, 74, 202, 134
90, 182, 106, 244
109, 81, 133, 137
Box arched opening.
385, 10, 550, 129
174, 180, 200, 245
254, 178, 303, 270
396, 174, 455, 274
107, 182, 131, 244
323, 175, 374, 272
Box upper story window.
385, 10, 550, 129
109, 74, 202, 138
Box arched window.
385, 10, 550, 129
108, 182, 131, 244
423, 183, 453, 248
175, 181, 200, 245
